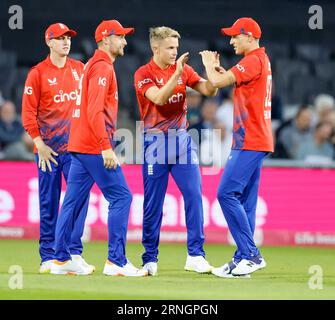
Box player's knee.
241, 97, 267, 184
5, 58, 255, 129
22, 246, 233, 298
183, 187, 202, 201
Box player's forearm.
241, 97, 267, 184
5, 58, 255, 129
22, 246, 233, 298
204, 64, 232, 88
153, 72, 180, 106
204, 80, 218, 97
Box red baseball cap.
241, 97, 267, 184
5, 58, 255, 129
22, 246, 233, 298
221, 17, 262, 39
95, 20, 135, 43
45, 23, 77, 41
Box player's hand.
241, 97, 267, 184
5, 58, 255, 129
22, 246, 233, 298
37, 143, 58, 172
175, 52, 189, 75
199, 50, 217, 68
102, 148, 119, 170
215, 66, 226, 74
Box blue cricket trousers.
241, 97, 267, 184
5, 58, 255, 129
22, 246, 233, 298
217, 149, 267, 261
54, 153, 132, 267
36, 153, 89, 263
142, 130, 205, 264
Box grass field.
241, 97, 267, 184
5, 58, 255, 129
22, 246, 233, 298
0, 240, 334, 300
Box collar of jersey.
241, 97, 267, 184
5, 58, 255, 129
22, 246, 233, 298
45, 55, 70, 69
94, 49, 113, 64
149, 57, 174, 72
245, 47, 265, 56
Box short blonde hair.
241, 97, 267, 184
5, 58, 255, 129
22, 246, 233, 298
149, 26, 181, 48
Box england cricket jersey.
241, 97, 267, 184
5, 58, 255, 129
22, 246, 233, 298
68, 49, 119, 154
229, 47, 274, 152
134, 58, 201, 132
22, 56, 83, 153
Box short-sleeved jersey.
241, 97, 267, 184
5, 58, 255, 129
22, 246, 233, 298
68, 49, 118, 154
22, 56, 84, 153
134, 58, 201, 132
229, 47, 274, 152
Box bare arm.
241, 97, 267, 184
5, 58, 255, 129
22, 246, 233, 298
199, 50, 236, 88
192, 79, 218, 97
145, 53, 189, 105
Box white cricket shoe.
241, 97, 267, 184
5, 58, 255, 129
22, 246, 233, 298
103, 260, 148, 277
71, 254, 96, 273
39, 260, 53, 274
184, 255, 213, 273
142, 262, 158, 276
231, 258, 267, 276
212, 261, 251, 278
50, 259, 93, 275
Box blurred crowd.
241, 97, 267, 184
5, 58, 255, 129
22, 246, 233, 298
1, 88, 335, 167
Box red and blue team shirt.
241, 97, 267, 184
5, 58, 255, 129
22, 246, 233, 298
134, 58, 201, 132
68, 49, 119, 154
230, 47, 274, 152
22, 56, 83, 153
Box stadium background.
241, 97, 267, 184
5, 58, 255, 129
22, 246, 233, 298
0, 0, 334, 301
0, 0, 335, 246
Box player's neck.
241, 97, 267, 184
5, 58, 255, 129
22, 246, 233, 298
49, 52, 67, 68
98, 46, 116, 63
244, 44, 260, 56
153, 56, 169, 69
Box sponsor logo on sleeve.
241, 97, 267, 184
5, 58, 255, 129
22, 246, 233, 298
24, 86, 33, 95
98, 77, 107, 86
138, 78, 151, 89
236, 64, 245, 73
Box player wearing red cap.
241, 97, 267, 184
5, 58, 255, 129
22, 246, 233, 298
51, 20, 147, 276
200, 18, 274, 277
22, 23, 93, 274
134, 26, 217, 276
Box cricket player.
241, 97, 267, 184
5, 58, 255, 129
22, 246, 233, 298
134, 26, 217, 276
199, 17, 274, 277
51, 20, 147, 276
22, 23, 93, 274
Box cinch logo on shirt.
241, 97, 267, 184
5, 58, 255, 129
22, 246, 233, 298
138, 78, 151, 89
168, 93, 184, 104
24, 86, 33, 95
53, 90, 79, 103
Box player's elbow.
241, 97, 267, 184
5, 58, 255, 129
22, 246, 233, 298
206, 88, 218, 97
153, 96, 166, 106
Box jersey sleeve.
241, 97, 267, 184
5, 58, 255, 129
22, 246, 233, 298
87, 61, 112, 151
134, 67, 157, 97
230, 55, 262, 85
21, 67, 41, 139
185, 64, 202, 88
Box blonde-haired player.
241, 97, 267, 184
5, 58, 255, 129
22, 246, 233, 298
134, 26, 217, 276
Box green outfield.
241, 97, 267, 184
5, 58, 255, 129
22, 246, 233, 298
0, 240, 334, 300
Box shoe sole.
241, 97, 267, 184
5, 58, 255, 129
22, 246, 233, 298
232, 265, 266, 276
212, 270, 251, 278
50, 270, 93, 276
39, 269, 51, 274
103, 272, 148, 277
184, 267, 213, 274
